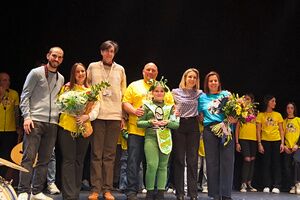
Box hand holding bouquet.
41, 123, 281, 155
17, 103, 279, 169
211, 93, 258, 146
57, 81, 110, 137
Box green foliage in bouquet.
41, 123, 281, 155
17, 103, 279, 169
56, 81, 110, 138
86, 81, 111, 102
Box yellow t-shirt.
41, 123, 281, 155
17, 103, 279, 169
198, 122, 205, 157
120, 133, 128, 150
256, 111, 283, 141
238, 121, 257, 141
122, 79, 174, 136
0, 89, 19, 131
117, 132, 128, 150
58, 84, 92, 133
283, 117, 300, 148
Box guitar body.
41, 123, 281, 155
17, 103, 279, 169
10, 142, 38, 167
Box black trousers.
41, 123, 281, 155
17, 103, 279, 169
173, 117, 200, 198
260, 140, 282, 188
18, 121, 57, 194
58, 127, 90, 200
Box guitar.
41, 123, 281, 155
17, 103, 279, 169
10, 142, 38, 167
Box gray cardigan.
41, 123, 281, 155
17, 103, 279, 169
20, 66, 64, 124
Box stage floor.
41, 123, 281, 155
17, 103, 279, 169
49, 190, 299, 200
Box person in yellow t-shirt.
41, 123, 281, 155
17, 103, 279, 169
58, 63, 97, 200
256, 95, 284, 194
197, 121, 208, 193
0, 72, 22, 181
282, 102, 300, 194
235, 93, 258, 193
118, 125, 129, 192
122, 62, 174, 200
113, 117, 129, 192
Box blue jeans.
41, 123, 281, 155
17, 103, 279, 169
47, 148, 56, 185
119, 150, 128, 190
125, 134, 145, 196
203, 125, 234, 199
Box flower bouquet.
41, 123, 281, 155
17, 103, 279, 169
211, 93, 258, 146
56, 81, 110, 137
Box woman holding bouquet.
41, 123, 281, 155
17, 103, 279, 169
198, 71, 236, 200
58, 63, 99, 200
256, 95, 284, 194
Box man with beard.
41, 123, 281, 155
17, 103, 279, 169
18, 47, 65, 200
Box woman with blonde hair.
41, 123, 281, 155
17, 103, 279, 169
172, 68, 202, 200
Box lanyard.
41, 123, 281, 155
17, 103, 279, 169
101, 63, 113, 82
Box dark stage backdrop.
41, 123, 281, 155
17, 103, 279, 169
2, 0, 300, 113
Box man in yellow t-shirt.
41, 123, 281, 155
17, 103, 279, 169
0, 72, 22, 181
122, 63, 174, 200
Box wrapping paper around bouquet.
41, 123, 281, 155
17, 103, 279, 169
210, 121, 232, 146
85, 101, 96, 114
82, 122, 93, 138
77, 101, 95, 138
70, 122, 93, 138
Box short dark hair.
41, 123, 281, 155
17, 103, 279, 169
100, 40, 119, 54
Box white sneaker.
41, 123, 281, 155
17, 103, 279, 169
296, 183, 300, 194
289, 186, 296, 194
18, 193, 29, 200
271, 187, 280, 194
166, 188, 174, 193
263, 187, 270, 193
47, 183, 60, 195
247, 183, 257, 192
30, 192, 53, 200
202, 187, 208, 193
240, 183, 247, 192
142, 188, 147, 194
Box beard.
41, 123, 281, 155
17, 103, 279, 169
49, 61, 60, 70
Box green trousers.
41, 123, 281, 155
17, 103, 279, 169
144, 132, 170, 190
